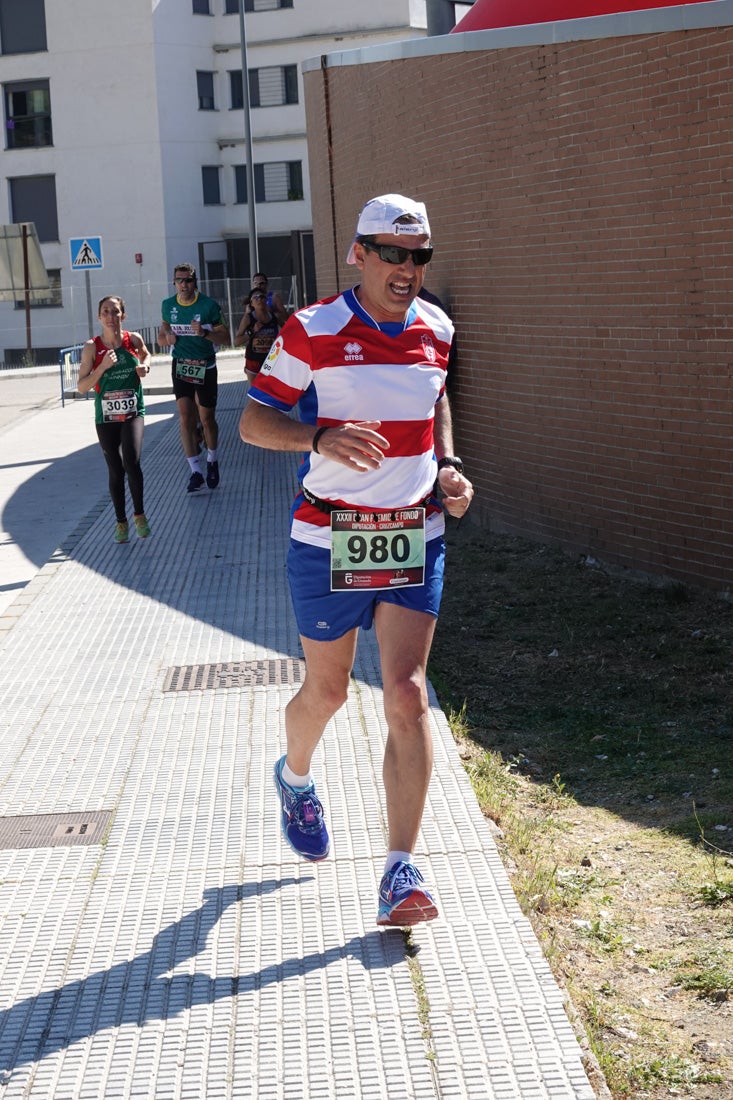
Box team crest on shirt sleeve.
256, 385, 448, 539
262, 335, 284, 374
421, 334, 436, 362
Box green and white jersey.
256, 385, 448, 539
92, 332, 145, 426
161, 292, 224, 366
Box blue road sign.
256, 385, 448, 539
69, 236, 103, 270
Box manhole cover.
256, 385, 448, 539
0, 811, 113, 850
162, 658, 305, 693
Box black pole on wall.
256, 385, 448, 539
426, 0, 459, 36
321, 56, 341, 295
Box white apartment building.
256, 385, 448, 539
0, 0, 432, 362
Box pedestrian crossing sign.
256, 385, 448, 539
69, 236, 103, 270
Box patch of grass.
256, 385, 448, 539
579, 917, 629, 954
628, 1055, 722, 1088
698, 880, 733, 907
431, 525, 733, 1099
675, 948, 733, 1001
403, 930, 436, 1060
575, 991, 724, 1096
555, 867, 612, 904
575, 993, 638, 1097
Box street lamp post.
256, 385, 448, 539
239, 0, 259, 276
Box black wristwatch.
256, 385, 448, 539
437, 456, 464, 475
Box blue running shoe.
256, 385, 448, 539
376, 861, 438, 926
206, 460, 220, 489
187, 470, 205, 493
273, 756, 330, 862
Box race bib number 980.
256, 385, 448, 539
330, 508, 425, 591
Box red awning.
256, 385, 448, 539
452, 0, 712, 33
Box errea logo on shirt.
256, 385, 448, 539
344, 341, 363, 361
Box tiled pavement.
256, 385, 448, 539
0, 362, 599, 1098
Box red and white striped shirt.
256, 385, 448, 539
248, 287, 454, 547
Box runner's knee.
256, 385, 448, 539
384, 674, 428, 728
304, 671, 350, 716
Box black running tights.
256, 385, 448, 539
96, 416, 145, 522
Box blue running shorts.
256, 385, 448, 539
287, 535, 446, 642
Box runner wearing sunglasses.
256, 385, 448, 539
159, 263, 230, 493
239, 193, 473, 927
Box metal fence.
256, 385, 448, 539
2, 274, 298, 366
58, 344, 86, 407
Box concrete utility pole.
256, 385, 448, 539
238, 0, 259, 276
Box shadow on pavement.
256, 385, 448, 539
1, 382, 303, 648
0, 397, 178, 575
0, 878, 403, 1080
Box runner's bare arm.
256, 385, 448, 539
239, 400, 388, 471
210, 321, 231, 345
158, 321, 176, 347
234, 315, 252, 347
433, 394, 456, 462
130, 332, 152, 374
76, 340, 113, 393
271, 292, 289, 327
433, 396, 474, 517
191, 319, 231, 345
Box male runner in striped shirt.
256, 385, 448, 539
240, 194, 473, 926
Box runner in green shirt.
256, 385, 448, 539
159, 262, 230, 493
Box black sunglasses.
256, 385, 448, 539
175, 276, 195, 283
360, 239, 433, 266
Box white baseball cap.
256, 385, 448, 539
345, 193, 431, 264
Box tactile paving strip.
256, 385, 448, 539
0, 392, 598, 1099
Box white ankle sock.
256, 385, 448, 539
207, 449, 218, 462
384, 851, 412, 875
282, 760, 312, 789
187, 456, 202, 474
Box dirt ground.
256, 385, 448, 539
430, 523, 733, 1099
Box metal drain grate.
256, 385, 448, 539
162, 658, 305, 693
0, 811, 113, 851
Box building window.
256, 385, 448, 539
202, 166, 221, 205
14, 267, 61, 309
0, 0, 47, 54
197, 71, 215, 111
234, 165, 248, 204
4, 80, 52, 149
229, 71, 243, 111
192, 0, 210, 12
250, 66, 298, 108
224, 0, 240, 12
230, 66, 298, 110
229, 70, 260, 110
244, 0, 293, 10
207, 260, 226, 282
9, 175, 58, 241
254, 161, 303, 203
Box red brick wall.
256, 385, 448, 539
304, 27, 733, 591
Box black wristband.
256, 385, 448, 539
312, 426, 329, 454
437, 456, 464, 474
